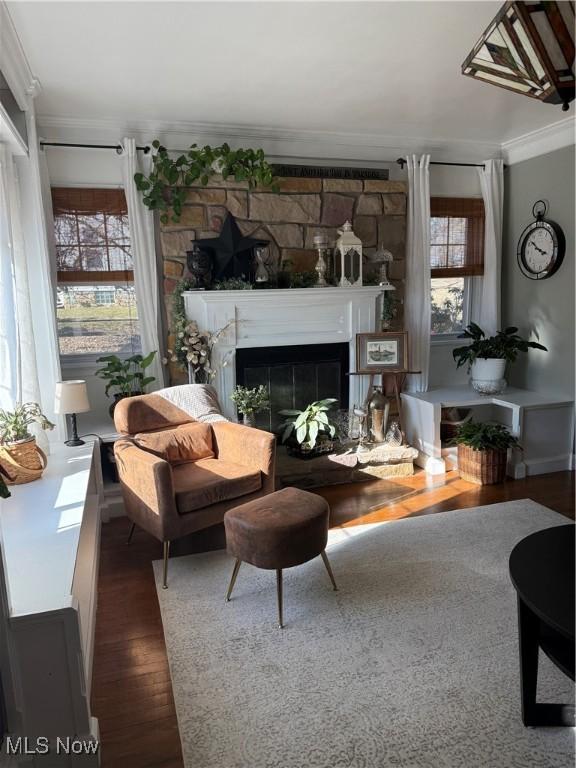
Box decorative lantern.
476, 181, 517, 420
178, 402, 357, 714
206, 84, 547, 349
462, 1, 575, 111
334, 221, 363, 287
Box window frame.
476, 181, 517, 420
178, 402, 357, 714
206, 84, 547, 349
52, 187, 140, 363
429, 196, 484, 341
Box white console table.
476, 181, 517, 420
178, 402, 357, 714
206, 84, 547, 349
402, 386, 574, 478
0, 442, 101, 765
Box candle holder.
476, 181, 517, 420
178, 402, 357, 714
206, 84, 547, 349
313, 233, 330, 287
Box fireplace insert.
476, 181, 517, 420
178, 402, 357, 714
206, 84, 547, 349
235, 343, 349, 432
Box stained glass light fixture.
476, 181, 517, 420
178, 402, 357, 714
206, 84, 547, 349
462, 1, 575, 111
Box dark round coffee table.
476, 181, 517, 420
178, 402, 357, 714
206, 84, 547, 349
509, 524, 575, 727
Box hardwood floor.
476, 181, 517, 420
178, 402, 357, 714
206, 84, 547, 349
92, 470, 574, 767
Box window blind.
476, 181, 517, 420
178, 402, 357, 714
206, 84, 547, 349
430, 197, 485, 277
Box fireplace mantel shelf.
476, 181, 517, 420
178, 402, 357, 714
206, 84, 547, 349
184, 286, 387, 418
183, 285, 391, 302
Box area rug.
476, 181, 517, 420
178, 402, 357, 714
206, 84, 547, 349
154, 500, 574, 768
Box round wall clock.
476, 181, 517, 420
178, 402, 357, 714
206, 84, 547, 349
517, 200, 565, 280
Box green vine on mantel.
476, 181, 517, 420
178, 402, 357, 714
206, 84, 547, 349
134, 140, 277, 225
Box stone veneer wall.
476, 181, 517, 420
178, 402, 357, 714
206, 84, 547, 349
159, 175, 407, 383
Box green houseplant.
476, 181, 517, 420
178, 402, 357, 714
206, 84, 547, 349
451, 421, 520, 485
452, 323, 547, 394
95, 352, 157, 417
279, 398, 337, 459
230, 385, 270, 428
0, 403, 55, 485
134, 140, 277, 225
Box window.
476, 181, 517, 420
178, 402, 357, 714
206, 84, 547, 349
52, 188, 141, 358
430, 197, 484, 337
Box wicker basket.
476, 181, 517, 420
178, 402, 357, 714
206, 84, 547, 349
0, 437, 47, 485
457, 444, 507, 485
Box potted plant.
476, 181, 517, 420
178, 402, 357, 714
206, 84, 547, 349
453, 323, 547, 394
279, 398, 337, 459
451, 421, 520, 485
0, 402, 55, 485
230, 385, 270, 428
95, 352, 157, 418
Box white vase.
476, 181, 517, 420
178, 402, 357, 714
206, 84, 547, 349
470, 359, 507, 395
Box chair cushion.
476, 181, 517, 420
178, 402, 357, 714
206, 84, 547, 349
134, 423, 214, 465
173, 458, 262, 514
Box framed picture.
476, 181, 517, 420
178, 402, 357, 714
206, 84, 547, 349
356, 332, 408, 373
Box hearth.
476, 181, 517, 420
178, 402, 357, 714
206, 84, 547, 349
236, 343, 349, 432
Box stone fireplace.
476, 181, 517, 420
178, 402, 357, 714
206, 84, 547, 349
159, 173, 407, 385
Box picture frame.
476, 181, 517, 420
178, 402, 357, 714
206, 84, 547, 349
356, 331, 408, 373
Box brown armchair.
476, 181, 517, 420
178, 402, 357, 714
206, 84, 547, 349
113, 392, 276, 588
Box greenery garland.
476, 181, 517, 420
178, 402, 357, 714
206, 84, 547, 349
169, 278, 195, 370
134, 140, 277, 225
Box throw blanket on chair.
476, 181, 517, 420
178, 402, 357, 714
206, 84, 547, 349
155, 384, 229, 423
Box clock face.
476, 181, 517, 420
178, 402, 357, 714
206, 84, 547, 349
517, 219, 564, 280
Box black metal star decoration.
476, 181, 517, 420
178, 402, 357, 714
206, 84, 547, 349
195, 212, 269, 281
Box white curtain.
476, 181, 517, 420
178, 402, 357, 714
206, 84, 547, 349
0, 144, 47, 448
404, 154, 431, 393
120, 138, 166, 389
476, 159, 504, 335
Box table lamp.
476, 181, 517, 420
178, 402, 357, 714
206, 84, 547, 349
54, 380, 91, 447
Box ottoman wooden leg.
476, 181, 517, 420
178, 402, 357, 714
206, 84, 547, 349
321, 550, 338, 591
226, 559, 242, 602
276, 569, 284, 629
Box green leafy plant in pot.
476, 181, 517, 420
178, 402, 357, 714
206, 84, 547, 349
451, 421, 520, 485
279, 398, 337, 459
230, 385, 270, 428
95, 352, 157, 418
453, 323, 547, 395
0, 403, 55, 485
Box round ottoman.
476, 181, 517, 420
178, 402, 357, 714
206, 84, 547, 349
224, 487, 338, 628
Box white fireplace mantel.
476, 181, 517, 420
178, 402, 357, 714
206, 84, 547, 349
183, 286, 391, 419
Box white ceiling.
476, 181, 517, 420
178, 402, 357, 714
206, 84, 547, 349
6, 1, 571, 146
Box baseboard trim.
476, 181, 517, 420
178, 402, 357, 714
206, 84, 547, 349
524, 454, 574, 476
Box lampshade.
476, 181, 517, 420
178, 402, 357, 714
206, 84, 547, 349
462, 1, 575, 111
54, 380, 90, 415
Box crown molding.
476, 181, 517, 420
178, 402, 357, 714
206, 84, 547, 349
0, 2, 40, 110
37, 114, 502, 166
501, 116, 576, 165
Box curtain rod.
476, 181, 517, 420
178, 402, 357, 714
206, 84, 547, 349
396, 158, 485, 169
39, 141, 151, 154
39, 142, 494, 169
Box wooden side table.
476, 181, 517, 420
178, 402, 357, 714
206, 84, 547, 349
509, 525, 575, 726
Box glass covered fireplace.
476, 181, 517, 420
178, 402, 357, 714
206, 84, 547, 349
235, 343, 349, 432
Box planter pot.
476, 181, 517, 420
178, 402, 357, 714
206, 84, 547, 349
471, 358, 507, 395
109, 392, 142, 419
0, 436, 47, 485
286, 439, 334, 460
457, 444, 507, 485
242, 413, 255, 428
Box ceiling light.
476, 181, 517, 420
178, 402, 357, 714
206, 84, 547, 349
462, 1, 575, 111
